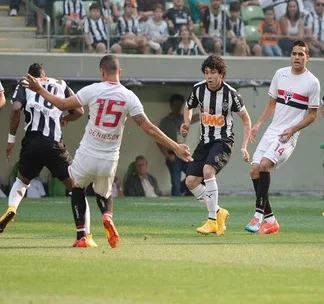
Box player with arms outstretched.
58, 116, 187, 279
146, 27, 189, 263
245, 40, 321, 234
23, 55, 192, 248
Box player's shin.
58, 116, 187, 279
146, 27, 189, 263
205, 177, 219, 220
190, 184, 206, 205
255, 172, 271, 222
71, 187, 87, 240
8, 177, 29, 210
96, 194, 113, 217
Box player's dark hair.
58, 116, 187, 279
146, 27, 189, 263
201, 55, 226, 77
293, 40, 309, 55
28, 63, 44, 78
90, 2, 100, 11
99, 55, 119, 74
169, 93, 184, 106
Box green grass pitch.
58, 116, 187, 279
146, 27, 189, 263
0, 196, 323, 304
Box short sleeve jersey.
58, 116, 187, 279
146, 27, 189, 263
76, 81, 144, 160
267, 66, 320, 135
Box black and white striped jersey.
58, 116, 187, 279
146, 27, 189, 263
63, 0, 86, 19
186, 80, 245, 144
12, 78, 73, 142
84, 17, 108, 44
116, 16, 141, 37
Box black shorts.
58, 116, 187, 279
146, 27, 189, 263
186, 140, 233, 177
18, 132, 72, 181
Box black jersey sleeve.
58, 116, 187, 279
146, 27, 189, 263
230, 91, 245, 113
11, 84, 27, 107
186, 86, 199, 109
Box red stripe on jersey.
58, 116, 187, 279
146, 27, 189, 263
277, 89, 309, 103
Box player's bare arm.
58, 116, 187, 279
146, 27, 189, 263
250, 98, 276, 143
237, 108, 251, 162
6, 101, 22, 160
22, 74, 81, 111
0, 91, 5, 109
132, 113, 193, 162
180, 106, 193, 137
61, 108, 84, 126
279, 108, 318, 143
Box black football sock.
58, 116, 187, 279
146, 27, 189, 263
96, 194, 113, 217
255, 172, 270, 215
253, 177, 273, 218
71, 187, 87, 240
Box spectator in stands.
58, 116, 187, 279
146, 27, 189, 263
164, 0, 193, 53
200, 0, 227, 55
61, 0, 86, 50
137, 0, 166, 22
143, 4, 169, 54
97, 0, 113, 22
84, 3, 109, 53
174, 24, 208, 55
111, 0, 137, 21
124, 156, 162, 197
279, 0, 304, 56
9, 0, 20, 16
304, 0, 324, 57
258, 7, 283, 56
111, 0, 150, 54
226, 1, 250, 56
34, 0, 49, 36
0, 81, 5, 109
112, 177, 123, 197
158, 94, 198, 196
189, 0, 210, 23
241, 0, 305, 21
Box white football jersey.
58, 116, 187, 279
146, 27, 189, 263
76, 81, 144, 160
267, 66, 320, 137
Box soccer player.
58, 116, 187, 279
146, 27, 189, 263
245, 40, 321, 234
23, 55, 192, 248
0, 63, 96, 247
180, 55, 251, 236
0, 80, 5, 109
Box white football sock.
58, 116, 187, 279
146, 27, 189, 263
8, 178, 30, 209
85, 197, 90, 234
254, 211, 264, 222
190, 184, 206, 205
265, 215, 276, 223
205, 177, 219, 220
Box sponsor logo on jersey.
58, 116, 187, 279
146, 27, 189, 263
202, 113, 225, 127
284, 89, 293, 103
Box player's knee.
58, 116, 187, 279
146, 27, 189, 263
250, 166, 259, 179
185, 176, 199, 190
259, 159, 273, 172
202, 164, 215, 180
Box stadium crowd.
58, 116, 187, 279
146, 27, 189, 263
6, 0, 324, 56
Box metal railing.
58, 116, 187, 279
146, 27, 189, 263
24, 0, 51, 52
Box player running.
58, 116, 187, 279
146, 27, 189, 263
0, 63, 96, 246
245, 40, 321, 234
181, 55, 251, 236
23, 55, 192, 248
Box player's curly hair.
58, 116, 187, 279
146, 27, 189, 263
28, 63, 44, 78
201, 55, 227, 77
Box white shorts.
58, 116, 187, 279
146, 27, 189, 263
252, 131, 296, 168
68, 151, 118, 198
